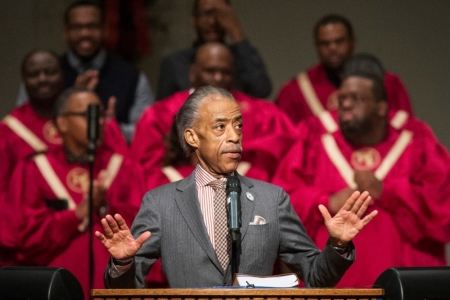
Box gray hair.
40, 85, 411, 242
176, 86, 234, 155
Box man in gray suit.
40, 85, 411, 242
95, 86, 378, 288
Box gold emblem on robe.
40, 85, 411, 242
351, 147, 381, 170
66, 167, 89, 194
42, 120, 62, 145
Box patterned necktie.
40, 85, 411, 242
208, 179, 231, 271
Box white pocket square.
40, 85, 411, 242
249, 215, 266, 225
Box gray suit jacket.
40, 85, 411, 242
105, 172, 354, 288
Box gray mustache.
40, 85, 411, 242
221, 145, 243, 154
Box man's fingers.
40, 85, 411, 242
114, 213, 130, 231
361, 210, 378, 226
350, 191, 370, 214
106, 96, 116, 119
95, 230, 106, 242
105, 214, 121, 233
318, 204, 332, 222
341, 191, 360, 211
100, 216, 115, 238
356, 196, 372, 218
136, 231, 151, 247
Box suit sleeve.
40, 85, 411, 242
276, 186, 353, 287
105, 190, 161, 288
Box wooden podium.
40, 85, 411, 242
92, 288, 384, 300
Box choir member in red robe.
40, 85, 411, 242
0, 51, 128, 202
131, 42, 297, 185
4, 88, 145, 299
273, 73, 450, 287
275, 14, 413, 125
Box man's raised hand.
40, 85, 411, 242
95, 214, 150, 260
319, 191, 378, 247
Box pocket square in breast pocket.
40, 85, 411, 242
249, 215, 266, 225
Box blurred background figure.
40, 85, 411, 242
132, 42, 296, 188
156, 0, 272, 100
3, 87, 146, 299
16, 0, 155, 142
273, 68, 450, 287
275, 14, 413, 125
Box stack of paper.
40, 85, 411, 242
233, 273, 299, 287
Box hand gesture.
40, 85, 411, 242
105, 96, 116, 121
74, 69, 99, 90
213, 1, 245, 42
319, 191, 378, 247
328, 187, 354, 215
95, 214, 151, 260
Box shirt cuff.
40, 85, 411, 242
109, 257, 134, 278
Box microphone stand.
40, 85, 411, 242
87, 140, 96, 295
230, 229, 241, 282
86, 104, 99, 294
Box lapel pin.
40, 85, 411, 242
246, 192, 254, 201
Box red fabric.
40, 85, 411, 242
131, 90, 297, 189
272, 111, 450, 287
4, 147, 145, 299
0, 103, 129, 194
275, 64, 414, 124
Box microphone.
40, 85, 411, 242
226, 175, 242, 242
87, 104, 100, 152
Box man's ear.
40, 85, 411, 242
184, 128, 199, 150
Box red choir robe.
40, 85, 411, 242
5, 146, 145, 299
0, 103, 129, 194
144, 162, 270, 287
272, 110, 450, 287
275, 64, 414, 124
131, 90, 298, 187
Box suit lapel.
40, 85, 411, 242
174, 172, 223, 271
237, 174, 255, 241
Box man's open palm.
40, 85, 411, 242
319, 191, 378, 244
95, 214, 151, 260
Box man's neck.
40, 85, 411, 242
64, 146, 91, 164
28, 100, 54, 119
67, 48, 106, 73
195, 163, 232, 180
345, 123, 388, 146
